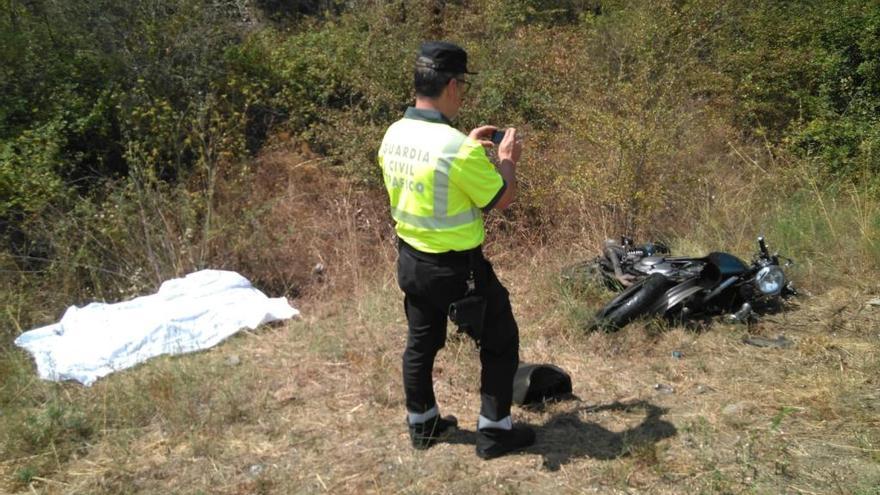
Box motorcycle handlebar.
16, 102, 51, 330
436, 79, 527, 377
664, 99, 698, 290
758, 236, 769, 257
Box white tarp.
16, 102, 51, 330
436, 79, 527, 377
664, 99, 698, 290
14, 269, 300, 386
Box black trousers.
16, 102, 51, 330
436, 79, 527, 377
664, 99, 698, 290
397, 240, 520, 421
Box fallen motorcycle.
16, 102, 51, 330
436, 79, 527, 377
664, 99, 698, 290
578, 236, 796, 330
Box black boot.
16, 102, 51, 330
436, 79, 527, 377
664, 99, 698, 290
476, 424, 536, 459
408, 414, 458, 450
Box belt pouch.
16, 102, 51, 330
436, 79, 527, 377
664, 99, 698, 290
448, 249, 486, 344
449, 295, 486, 342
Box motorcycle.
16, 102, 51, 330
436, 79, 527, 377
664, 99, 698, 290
576, 236, 796, 330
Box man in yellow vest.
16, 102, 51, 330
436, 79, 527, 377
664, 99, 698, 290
378, 41, 534, 459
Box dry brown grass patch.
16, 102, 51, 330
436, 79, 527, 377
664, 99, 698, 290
5, 253, 880, 494
4, 159, 880, 493
212, 139, 396, 300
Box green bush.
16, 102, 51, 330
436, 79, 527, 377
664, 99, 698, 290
714, 0, 880, 180
4, 2, 880, 487
3, 0, 880, 349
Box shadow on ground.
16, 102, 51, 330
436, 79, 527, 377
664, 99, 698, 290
445, 400, 677, 470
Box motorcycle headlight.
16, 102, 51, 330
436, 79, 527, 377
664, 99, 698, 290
755, 266, 785, 295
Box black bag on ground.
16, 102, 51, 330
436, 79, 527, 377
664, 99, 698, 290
513, 363, 573, 405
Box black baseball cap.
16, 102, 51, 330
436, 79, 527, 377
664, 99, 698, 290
415, 41, 477, 75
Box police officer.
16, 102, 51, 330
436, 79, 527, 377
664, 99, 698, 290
378, 41, 535, 459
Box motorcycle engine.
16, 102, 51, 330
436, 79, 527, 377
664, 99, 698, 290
632, 256, 677, 276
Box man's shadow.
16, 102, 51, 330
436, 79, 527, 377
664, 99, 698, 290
446, 399, 677, 470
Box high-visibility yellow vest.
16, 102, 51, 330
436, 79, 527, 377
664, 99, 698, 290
378, 107, 505, 253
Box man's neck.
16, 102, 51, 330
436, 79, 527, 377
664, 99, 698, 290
415, 96, 455, 121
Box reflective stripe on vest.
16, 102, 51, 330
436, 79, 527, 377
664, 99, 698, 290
390, 206, 478, 229
387, 130, 479, 229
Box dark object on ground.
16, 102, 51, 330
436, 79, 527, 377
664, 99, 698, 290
408, 414, 458, 449
742, 334, 794, 348
476, 424, 536, 459
513, 363, 573, 406
584, 236, 796, 331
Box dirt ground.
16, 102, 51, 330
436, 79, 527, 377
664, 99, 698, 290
5, 254, 878, 495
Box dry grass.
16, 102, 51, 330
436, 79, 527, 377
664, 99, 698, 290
3, 144, 880, 494
4, 4, 880, 492
210, 137, 396, 299
3, 228, 880, 494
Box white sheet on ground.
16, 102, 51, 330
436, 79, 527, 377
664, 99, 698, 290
14, 269, 300, 386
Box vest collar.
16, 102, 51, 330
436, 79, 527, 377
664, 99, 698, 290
404, 107, 453, 126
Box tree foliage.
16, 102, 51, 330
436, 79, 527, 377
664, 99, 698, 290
714, 0, 880, 179
1, 0, 879, 328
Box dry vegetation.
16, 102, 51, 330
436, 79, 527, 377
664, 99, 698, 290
2, 156, 880, 494
3, 1, 880, 493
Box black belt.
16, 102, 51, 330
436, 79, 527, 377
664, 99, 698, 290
398, 238, 482, 265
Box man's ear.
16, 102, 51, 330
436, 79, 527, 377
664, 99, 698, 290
443, 78, 456, 96
435, 80, 452, 103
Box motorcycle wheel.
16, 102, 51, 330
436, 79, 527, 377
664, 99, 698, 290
592, 273, 672, 331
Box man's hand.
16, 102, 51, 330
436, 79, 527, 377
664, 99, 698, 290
468, 125, 522, 211
497, 127, 521, 164
468, 126, 523, 164
468, 125, 497, 148
492, 127, 521, 211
